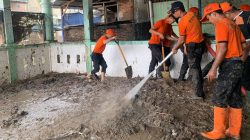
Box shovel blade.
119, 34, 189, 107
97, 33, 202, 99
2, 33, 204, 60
125, 66, 133, 79
161, 71, 170, 80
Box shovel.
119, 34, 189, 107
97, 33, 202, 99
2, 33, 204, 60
161, 41, 170, 80
115, 41, 133, 79
124, 52, 173, 100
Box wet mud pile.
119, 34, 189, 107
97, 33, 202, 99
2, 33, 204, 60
0, 73, 249, 140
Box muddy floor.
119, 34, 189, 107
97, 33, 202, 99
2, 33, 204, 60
0, 73, 250, 140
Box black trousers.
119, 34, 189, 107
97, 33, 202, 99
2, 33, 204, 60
179, 46, 189, 80
186, 42, 205, 97
213, 60, 243, 108
242, 56, 250, 91
148, 44, 171, 74
91, 52, 107, 74
179, 47, 214, 80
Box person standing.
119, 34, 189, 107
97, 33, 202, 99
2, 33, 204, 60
220, 2, 250, 138
178, 7, 200, 81
148, 13, 178, 78
170, 1, 205, 99
89, 29, 116, 82
200, 3, 247, 139
220, 2, 250, 100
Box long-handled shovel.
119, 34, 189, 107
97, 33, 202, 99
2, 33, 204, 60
161, 41, 170, 80
125, 52, 173, 100
115, 41, 133, 79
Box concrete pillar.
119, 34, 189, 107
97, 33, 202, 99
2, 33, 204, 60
40, 0, 54, 42
82, 0, 93, 73
61, 7, 64, 42
0, 0, 17, 82
0, 0, 14, 44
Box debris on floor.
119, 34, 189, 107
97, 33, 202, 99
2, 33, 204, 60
0, 73, 249, 140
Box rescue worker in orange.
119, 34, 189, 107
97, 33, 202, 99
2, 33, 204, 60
220, 2, 250, 100
170, 1, 205, 99
200, 3, 247, 139
239, 4, 250, 11
220, 2, 250, 138
178, 7, 200, 81
89, 29, 116, 82
148, 13, 178, 78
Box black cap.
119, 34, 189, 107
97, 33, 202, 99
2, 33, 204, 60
170, 1, 185, 13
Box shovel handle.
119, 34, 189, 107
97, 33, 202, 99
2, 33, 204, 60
205, 42, 216, 58
161, 41, 166, 71
115, 41, 129, 67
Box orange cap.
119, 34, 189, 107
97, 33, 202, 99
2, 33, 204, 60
106, 29, 115, 36
220, 2, 233, 13
201, 3, 221, 22
189, 7, 199, 14
239, 4, 250, 11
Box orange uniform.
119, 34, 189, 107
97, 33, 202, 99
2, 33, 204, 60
240, 4, 250, 11
148, 19, 174, 47
215, 18, 245, 58
93, 35, 107, 54
178, 11, 204, 44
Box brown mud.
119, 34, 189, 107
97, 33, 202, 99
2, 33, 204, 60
0, 73, 249, 140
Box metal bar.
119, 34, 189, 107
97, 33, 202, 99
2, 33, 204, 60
148, 0, 154, 27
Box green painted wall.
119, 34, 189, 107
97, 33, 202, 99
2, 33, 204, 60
152, 0, 193, 37
152, 0, 250, 36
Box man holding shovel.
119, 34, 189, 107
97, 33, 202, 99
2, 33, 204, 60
170, 1, 205, 99
148, 13, 178, 79
89, 29, 116, 82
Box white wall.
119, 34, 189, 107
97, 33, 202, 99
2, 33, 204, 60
0, 42, 215, 86
102, 43, 151, 77
15, 45, 51, 80
50, 42, 86, 74
0, 50, 10, 85
96, 42, 215, 79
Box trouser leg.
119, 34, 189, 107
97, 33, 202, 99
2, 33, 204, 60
91, 53, 101, 75
186, 43, 204, 97
179, 53, 189, 81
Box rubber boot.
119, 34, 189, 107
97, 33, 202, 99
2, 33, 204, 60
245, 90, 250, 137
201, 106, 227, 139
225, 108, 242, 140
101, 72, 105, 82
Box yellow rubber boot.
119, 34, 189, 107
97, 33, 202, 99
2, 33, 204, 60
226, 108, 242, 140
201, 107, 227, 139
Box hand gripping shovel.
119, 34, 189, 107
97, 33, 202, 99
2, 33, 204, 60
125, 52, 173, 100
115, 41, 133, 79
161, 41, 170, 80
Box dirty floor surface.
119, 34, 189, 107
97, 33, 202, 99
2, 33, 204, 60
0, 73, 250, 140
